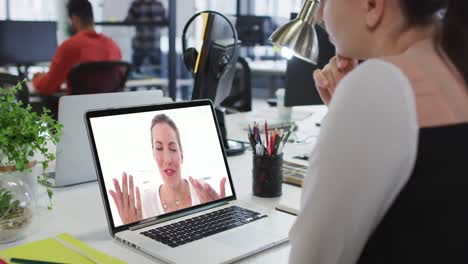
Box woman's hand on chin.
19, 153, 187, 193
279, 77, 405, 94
314, 55, 358, 105
189, 176, 227, 203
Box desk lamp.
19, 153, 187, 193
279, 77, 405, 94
268, 0, 321, 64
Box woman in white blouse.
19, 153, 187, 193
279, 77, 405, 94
290, 0, 468, 263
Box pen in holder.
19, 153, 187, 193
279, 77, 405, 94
252, 153, 283, 197
248, 121, 293, 198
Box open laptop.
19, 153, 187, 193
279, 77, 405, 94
50, 90, 171, 187
85, 100, 296, 264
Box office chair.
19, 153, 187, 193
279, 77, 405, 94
221, 57, 252, 113
68, 61, 132, 95
0, 73, 29, 105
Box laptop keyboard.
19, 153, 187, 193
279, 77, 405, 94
141, 206, 267, 248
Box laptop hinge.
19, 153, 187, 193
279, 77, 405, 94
129, 201, 229, 231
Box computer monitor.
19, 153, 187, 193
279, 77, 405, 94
191, 13, 244, 156
284, 13, 335, 107
192, 13, 239, 105
235, 16, 274, 47
192, 39, 240, 106
0, 21, 58, 66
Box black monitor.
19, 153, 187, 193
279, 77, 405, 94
192, 39, 239, 105
0, 21, 58, 66
192, 13, 244, 156
192, 13, 238, 104
235, 15, 274, 47
284, 13, 335, 107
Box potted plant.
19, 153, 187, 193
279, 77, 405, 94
0, 83, 62, 243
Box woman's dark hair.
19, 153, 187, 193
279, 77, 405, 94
67, 0, 94, 25
150, 114, 183, 151
400, 0, 468, 85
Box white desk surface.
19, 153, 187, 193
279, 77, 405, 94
0, 102, 327, 263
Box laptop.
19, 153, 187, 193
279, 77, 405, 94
85, 100, 296, 264
50, 90, 172, 187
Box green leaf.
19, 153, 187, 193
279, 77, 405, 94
0, 83, 62, 210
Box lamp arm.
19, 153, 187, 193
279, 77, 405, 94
299, 0, 321, 25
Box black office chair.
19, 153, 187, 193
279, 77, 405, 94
221, 57, 252, 113
68, 61, 132, 95
0, 73, 29, 106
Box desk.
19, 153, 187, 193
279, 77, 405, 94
26, 82, 66, 97
26, 78, 193, 99
247, 60, 287, 76
95, 21, 169, 27
226, 102, 327, 151
125, 78, 193, 89
26, 79, 193, 93
0, 102, 327, 263
247, 60, 287, 97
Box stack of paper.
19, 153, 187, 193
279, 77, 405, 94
275, 185, 302, 216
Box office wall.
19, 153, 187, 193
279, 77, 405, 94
99, 0, 133, 62
102, 0, 130, 20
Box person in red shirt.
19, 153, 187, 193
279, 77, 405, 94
32, 0, 122, 95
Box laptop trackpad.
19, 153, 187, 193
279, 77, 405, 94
215, 227, 276, 250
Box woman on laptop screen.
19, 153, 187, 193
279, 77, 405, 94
109, 113, 227, 225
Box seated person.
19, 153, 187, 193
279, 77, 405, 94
32, 0, 122, 95
289, 0, 468, 263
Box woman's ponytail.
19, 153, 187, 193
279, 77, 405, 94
440, 0, 468, 85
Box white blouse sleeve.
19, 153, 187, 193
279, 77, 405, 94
288, 60, 419, 264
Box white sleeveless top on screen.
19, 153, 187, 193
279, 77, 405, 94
141, 179, 200, 218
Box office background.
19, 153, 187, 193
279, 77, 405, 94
0, 0, 307, 101
0, 1, 332, 261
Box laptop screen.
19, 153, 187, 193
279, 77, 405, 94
87, 102, 235, 228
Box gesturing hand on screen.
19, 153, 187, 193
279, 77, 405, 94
109, 172, 143, 225
189, 176, 226, 204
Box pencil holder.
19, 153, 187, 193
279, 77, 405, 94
252, 154, 283, 198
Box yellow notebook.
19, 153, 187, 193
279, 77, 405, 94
0, 233, 126, 264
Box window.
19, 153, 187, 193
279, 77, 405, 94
7, 0, 102, 21
195, 0, 236, 15
254, 0, 302, 18
9, 0, 57, 20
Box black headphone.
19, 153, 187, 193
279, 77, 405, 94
182, 10, 239, 80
